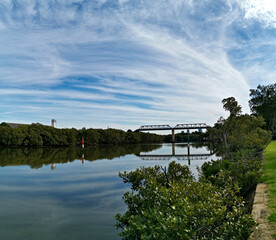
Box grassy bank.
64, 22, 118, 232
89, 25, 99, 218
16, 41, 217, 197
263, 140, 276, 238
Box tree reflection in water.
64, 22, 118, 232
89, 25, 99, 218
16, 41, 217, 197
0, 144, 162, 169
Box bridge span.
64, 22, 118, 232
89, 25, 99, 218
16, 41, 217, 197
136, 123, 211, 142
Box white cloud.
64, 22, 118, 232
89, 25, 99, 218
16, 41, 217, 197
240, 0, 276, 27
0, 0, 273, 129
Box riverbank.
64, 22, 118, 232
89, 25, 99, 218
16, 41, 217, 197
263, 141, 276, 238
251, 141, 276, 239
250, 183, 274, 239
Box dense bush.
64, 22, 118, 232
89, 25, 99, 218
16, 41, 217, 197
205, 97, 271, 198
209, 114, 271, 157
116, 162, 255, 240
201, 149, 262, 197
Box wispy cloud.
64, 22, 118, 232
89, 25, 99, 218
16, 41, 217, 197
0, 0, 275, 129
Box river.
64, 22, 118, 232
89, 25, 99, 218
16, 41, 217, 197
0, 143, 216, 240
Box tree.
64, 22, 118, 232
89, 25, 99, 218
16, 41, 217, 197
249, 84, 276, 138
0, 122, 10, 127
210, 97, 271, 157
205, 97, 271, 198
222, 97, 242, 118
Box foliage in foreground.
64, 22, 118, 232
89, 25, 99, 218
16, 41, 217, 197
116, 162, 255, 240
201, 149, 262, 197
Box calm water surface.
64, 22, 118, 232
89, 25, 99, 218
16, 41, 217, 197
0, 143, 216, 240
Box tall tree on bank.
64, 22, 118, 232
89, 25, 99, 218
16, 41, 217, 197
222, 97, 242, 118
249, 84, 276, 138
211, 97, 270, 157
213, 97, 242, 155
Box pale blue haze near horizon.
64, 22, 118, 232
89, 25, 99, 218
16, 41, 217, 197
0, 0, 275, 130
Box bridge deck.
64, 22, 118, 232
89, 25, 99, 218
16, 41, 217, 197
137, 123, 210, 132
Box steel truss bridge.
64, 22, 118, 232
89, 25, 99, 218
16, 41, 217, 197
137, 123, 210, 131
136, 123, 211, 142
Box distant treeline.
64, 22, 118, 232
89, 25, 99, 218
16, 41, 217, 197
0, 123, 163, 146
164, 131, 209, 143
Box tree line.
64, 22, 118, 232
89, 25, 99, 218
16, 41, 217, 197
0, 123, 163, 146
0, 123, 210, 147
163, 131, 209, 143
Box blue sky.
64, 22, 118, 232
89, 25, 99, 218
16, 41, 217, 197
0, 0, 275, 130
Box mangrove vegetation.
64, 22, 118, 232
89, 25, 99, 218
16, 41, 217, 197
0, 124, 163, 146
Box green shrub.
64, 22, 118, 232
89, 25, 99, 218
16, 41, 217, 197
201, 149, 262, 197
116, 162, 255, 240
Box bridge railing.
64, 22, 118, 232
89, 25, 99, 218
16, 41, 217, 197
173, 123, 210, 129
138, 125, 172, 131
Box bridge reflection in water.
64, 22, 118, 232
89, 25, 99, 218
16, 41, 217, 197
138, 143, 213, 165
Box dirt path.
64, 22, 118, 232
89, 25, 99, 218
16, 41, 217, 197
249, 183, 274, 240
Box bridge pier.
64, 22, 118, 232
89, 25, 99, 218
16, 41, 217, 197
172, 129, 175, 143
